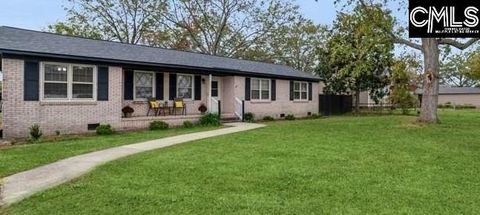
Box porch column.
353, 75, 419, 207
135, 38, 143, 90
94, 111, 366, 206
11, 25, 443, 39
208, 74, 212, 111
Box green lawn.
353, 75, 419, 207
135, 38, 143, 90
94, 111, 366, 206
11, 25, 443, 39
6, 110, 480, 214
0, 126, 219, 178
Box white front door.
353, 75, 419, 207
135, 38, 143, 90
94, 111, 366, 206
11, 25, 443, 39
211, 78, 221, 100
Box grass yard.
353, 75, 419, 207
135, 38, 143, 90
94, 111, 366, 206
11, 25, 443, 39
0, 126, 219, 178
5, 110, 480, 214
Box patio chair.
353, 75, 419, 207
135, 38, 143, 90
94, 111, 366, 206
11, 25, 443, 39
147, 99, 160, 116
173, 98, 186, 116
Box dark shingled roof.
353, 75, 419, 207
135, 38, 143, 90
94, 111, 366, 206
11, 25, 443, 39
0, 26, 319, 81
416, 86, 480, 95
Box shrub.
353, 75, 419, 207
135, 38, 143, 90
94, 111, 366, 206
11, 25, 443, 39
244, 112, 255, 122
389, 89, 418, 115
199, 113, 221, 126
96, 124, 114, 135
285, 114, 296, 120
389, 61, 419, 115
183, 121, 194, 128
29, 124, 43, 141
309, 114, 321, 119
457, 104, 476, 109
262, 116, 274, 121
439, 103, 476, 109
439, 103, 453, 109
149, 121, 169, 130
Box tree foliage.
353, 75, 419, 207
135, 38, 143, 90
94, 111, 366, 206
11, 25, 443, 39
440, 52, 479, 87
328, 0, 479, 123
49, 0, 164, 44
316, 4, 394, 111
152, 0, 301, 57
465, 51, 480, 82
244, 18, 328, 73
49, 0, 324, 74
389, 58, 418, 114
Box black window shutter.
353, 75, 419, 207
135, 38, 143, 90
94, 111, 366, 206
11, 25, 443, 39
97, 66, 109, 101
194, 75, 201, 100
308, 82, 313, 101
289, 81, 294, 101
124, 70, 134, 100
169, 73, 177, 100
245, 77, 251, 101
156, 73, 164, 100
271, 79, 276, 101
24, 61, 39, 101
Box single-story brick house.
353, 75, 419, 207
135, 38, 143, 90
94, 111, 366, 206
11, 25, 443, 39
0, 26, 320, 139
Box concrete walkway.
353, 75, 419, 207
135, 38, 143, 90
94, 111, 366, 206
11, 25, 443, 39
0, 123, 265, 206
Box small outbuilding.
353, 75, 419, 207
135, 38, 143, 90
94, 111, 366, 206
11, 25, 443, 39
416, 86, 480, 108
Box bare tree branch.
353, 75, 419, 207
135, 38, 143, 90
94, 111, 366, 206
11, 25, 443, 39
394, 36, 423, 51
438, 38, 480, 50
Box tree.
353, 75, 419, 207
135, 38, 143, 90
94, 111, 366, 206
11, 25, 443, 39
50, 0, 322, 73
243, 18, 328, 73
49, 0, 164, 44
316, 4, 394, 113
465, 50, 480, 82
48, 21, 103, 40
389, 58, 419, 114
150, 0, 303, 57
440, 53, 479, 87
328, 0, 479, 123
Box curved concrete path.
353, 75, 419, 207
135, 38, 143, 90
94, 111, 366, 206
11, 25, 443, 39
0, 123, 265, 206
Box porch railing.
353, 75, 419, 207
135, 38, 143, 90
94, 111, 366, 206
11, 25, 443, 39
234, 97, 244, 121
211, 97, 220, 114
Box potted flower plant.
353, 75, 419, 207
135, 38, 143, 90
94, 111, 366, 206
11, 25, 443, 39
122, 105, 134, 118
198, 104, 207, 114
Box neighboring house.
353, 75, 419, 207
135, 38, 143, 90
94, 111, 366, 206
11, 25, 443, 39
416, 86, 480, 107
0, 26, 320, 139
355, 91, 390, 107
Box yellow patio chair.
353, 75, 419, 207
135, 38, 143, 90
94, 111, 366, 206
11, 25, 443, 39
147, 99, 160, 116
173, 98, 186, 116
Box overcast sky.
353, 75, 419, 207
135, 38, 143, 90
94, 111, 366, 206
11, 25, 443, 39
0, 0, 338, 30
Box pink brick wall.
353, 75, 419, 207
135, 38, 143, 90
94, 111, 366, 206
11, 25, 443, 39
234, 76, 319, 119
2, 58, 124, 139
2, 58, 320, 139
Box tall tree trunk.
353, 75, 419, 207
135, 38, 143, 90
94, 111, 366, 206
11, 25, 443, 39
419, 38, 440, 123
355, 90, 360, 114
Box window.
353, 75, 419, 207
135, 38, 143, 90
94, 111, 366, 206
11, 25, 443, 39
177, 74, 193, 99
294, 81, 308, 101
134, 71, 155, 100
251, 78, 270, 100
73, 65, 94, 98
42, 62, 96, 101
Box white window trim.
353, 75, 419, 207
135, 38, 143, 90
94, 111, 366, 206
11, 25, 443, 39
40, 62, 97, 102
133, 70, 156, 101
294, 81, 309, 101
176, 73, 194, 100
251, 78, 271, 101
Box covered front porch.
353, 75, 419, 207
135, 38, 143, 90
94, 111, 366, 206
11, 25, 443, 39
122, 71, 244, 122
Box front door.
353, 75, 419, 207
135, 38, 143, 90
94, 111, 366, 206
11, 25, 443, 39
211, 80, 220, 99
210, 78, 222, 114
